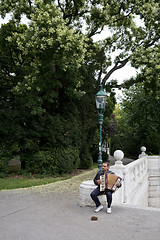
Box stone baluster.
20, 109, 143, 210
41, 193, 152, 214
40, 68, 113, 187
110, 150, 125, 204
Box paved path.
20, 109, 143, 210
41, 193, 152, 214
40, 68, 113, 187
108, 155, 134, 165
0, 169, 160, 240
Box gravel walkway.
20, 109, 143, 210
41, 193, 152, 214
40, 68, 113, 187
28, 169, 97, 195
1, 168, 97, 196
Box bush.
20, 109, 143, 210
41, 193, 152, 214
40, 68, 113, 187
0, 150, 10, 177
24, 146, 80, 176
79, 148, 93, 169
56, 147, 80, 174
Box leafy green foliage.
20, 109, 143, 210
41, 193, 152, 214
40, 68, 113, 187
0, 2, 97, 174
0, 0, 159, 175
111, 84, 160, 158
24, 147, 80, 175
0, 148, 11, 177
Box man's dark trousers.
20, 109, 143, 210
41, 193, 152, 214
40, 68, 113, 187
90, 187, 113, 208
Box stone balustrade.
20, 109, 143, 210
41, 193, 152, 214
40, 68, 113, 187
79, 150, 160, 208
147, 156, 160, 208
110, 157, 148, 207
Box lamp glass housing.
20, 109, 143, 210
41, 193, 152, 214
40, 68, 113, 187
95, 85, 107, 111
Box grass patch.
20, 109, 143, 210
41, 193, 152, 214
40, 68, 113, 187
91, 162, 99, 169
0, 168, 91, 190
0, 176, 71, 190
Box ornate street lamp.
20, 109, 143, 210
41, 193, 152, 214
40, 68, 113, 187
95, 84, 107, 171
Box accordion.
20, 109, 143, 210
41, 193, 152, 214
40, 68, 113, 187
100, 173, 122, 192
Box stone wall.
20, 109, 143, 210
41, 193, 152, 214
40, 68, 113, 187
148, 156, 160, 208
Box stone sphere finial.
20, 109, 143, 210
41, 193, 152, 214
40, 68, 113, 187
113, 150, 124, 164
141, 146, 146, 152
139, 146, 147, 158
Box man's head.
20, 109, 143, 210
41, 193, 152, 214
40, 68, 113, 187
102, 162, 109, 173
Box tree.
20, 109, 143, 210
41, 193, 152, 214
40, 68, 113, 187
0, 0, 160, 174
111, 83, 160, 158
0, 3, 90, 173
1, 0, 160, 90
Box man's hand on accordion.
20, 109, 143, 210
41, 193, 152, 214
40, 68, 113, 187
96, 179, 102, 185
116, 182, 121, 187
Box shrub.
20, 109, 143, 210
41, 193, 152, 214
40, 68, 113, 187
24, 146, 80, 175
79, 148, 93, 169
0, 150, 10, 177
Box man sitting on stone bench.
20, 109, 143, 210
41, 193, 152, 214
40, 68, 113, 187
90, 162, 121, 214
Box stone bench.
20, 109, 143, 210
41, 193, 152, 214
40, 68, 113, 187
79, 180, 107, 207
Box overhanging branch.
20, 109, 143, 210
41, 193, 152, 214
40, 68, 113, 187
102, 56, 130, 87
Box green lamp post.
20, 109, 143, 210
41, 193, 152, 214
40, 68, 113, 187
95, 84, 107, 171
